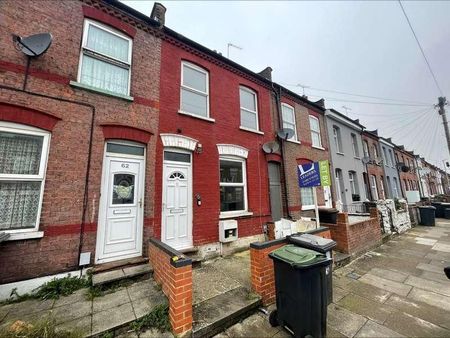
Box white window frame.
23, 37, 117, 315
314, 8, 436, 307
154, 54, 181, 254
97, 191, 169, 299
389, 149, 395, 168
351, 133, 359, 158
179, 61, 211, 120
239, 86, 259, 132
281, 103, 298, 142
333, 126, 343, 153
363, 140, 370, 158
77, 19, 133, 96
370, 175, 379, 200
349, 171, 357, 195
309, 115, 322, 148
382, 147, 390, 166
301, 187, 315, 210
0, 122, 50, 236
372, 145, 379, 159
219, 156, 249, 218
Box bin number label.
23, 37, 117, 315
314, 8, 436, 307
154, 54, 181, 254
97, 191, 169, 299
121, 163, 129, 169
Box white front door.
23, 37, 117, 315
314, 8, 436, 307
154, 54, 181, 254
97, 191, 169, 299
162, 151, 193, 250
96, 147, 144, 263
324, 186, 333, 208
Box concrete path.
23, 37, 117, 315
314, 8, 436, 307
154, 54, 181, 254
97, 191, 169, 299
216, 219, 450, 337
0, 279, 169, 337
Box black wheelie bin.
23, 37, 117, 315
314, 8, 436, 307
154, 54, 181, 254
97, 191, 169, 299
418, 206, 436, 226
269, 245, 332, 338
288, 233, 336, 305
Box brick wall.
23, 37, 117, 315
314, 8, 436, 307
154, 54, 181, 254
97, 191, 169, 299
0, 0, 160, 283
326, 208, 382, 255
394, 148, 419, 193
148, 239, 193, 336
250, 227, 331, 306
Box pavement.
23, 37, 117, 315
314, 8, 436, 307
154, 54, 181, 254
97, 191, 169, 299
0, 279, 168, 337
215, 219, 450, 338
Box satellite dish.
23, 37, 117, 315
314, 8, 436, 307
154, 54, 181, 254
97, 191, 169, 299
277, 128, 295, 140
13, 33, 53, 57
361, 157, 370, 165
375, 157, 384, 166
401, 165, 410, 173
262, 141, 280, 154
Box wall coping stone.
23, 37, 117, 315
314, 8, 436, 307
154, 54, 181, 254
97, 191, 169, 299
149, 238, 192, 267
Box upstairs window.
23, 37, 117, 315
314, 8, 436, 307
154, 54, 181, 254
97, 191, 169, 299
0, 123, 50, 232
333, 126, 343, 153
239, 87, 259, 131
309, 116, 322, 148
79, 20, 132, 96
389, 149, 395, 167
281, 104, 298, 141
363, 141, 370, 158
382, 147, 390, 166
180, 62, 209, 118
301, 187, 314, 210
372, 145, 379, 159
351, 133, 359, 158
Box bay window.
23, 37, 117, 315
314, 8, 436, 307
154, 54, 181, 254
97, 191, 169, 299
78, 20, 132, 96
180, 62, 209, 118
0, 123, 50, 233
219, 157, 247, 215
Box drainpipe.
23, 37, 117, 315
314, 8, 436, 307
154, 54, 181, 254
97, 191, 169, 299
0, 84, 96, 270
271, 83, 291, 219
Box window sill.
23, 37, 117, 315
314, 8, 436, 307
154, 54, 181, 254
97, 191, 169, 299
219, 211, 253, 219
312, 145, 325, 151
70, 81, 134, 101
178, 110, 215, 123
354, 157, 361, 160
302, 205, 315, 211
286, 139, 301, 145
336, 152, 345, 156
5, 231, 44, 241
239, 126, 264, 135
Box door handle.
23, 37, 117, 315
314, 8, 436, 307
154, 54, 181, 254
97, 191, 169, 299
139, 198, 143, 208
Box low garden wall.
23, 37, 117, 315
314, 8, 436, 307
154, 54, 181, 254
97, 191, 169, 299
377, 199, 411, 234
148, 238, 192, 336
323, 208, 382, 255
250, 226, 330, 306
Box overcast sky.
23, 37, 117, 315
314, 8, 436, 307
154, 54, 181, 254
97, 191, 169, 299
123, 1, 450, 169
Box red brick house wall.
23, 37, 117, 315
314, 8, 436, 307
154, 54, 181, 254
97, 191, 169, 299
155, 40, 274, 246
0, 0, 160, 283
270, 90, 332, 219
394, 148, 419, 194
362, 132, 386, 200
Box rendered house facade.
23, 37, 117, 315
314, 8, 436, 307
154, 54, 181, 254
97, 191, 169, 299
325, 109, 367, 210
379, 138, 402, 199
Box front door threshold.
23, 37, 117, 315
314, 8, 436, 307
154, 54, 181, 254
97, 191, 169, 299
93, 256, 148, 274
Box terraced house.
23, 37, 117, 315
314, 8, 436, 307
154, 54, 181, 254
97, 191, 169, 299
361, 130, 386, 200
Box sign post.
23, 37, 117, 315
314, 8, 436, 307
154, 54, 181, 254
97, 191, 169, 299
297, 160, 331, 229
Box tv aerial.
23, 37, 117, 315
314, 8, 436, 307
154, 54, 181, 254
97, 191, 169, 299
12, 32, 53, 90
277, 128, 295, 141
13, 33, 53, 57
262, 141, 280, 154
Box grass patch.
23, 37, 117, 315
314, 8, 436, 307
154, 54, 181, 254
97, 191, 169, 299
0, 317, 83, 338
1, 275, 90, 304
130, 303, 171, 333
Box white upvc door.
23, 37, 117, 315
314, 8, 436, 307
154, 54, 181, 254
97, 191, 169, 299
162, 152, 193, 250
96, 153, 144, 263
324, 186, 333, 208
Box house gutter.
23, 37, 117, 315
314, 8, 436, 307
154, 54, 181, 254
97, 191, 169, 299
0, 84, 95, 269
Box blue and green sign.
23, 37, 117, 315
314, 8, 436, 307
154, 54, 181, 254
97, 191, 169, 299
298, 160, 331, 188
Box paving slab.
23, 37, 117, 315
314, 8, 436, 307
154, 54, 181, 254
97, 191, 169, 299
4, 298, 54, 318
404, 275, 450, 297
416, 262, 445, 274
333, 286, 350, 303
222, 312, 281, 338
355, 320, 404, 338
383, 310, 450, 337
337, 293, 395, 325
127, 279, 161, 302
92, 269, 125, 286
53, 289, 88, 308
385, 294, 450, 330
335, 277, 392, 304
419, 270, 449, 283
327, 304, 367, 338
425, 251, 450, 260
123, 264, 152, 278
93, 288, 130, 313
51, 299, 92, 324
359, 273, 412, 297
368, 268, 408, 283
131, 291, 167, 319
414, 238, 438, 246
92, 302, 136, 336
431, 242, 450, 253
327, 326, 348, 337
56, 314, 91, 337
407, 287, 450, 311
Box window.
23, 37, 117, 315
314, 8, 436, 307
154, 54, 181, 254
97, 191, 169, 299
386, 176, 392, 197
351, 134, 359, 158
335, 169, 343, 201
348, 171, 360, 201
239, 87, 259, 131
370, 175, 379, 200
0, 123, 50, 232
281, 104, 298, 141
301, 187, 314, 210
78, 20, 132, 96
333, 126, 343, 153
389, 149, 395, 167
372, 145, 379, 159
309, 116, 322, 148
380, 176, 385, 199
219, 157, 247, 214
393, 177, 399, 198
382, 147, 390, 166
363, 141, 370, 158
181, 62, 209, 118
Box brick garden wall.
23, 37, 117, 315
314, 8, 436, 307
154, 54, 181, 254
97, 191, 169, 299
0, 0, 160, 283
148, 239, 193, 336
325, 208, 382, 255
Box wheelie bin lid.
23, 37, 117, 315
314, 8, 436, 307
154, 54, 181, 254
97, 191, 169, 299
288, 233, 336, 253
418, 206, 436, 209
269, 245, 329, 268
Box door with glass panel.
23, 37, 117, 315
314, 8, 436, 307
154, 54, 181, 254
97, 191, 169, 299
268, 162, 282, 222
96, 142, 145, 263
162, 151, 193, 250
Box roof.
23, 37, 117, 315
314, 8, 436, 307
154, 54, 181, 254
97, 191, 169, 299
328, 109, 365, 129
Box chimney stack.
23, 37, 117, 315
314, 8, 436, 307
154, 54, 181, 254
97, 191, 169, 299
258, 67, 272, 81
151, 3, 166, 26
